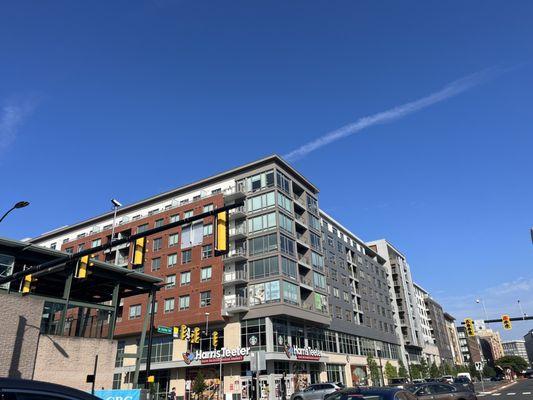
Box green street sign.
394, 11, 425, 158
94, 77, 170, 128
157, 326, 172, 335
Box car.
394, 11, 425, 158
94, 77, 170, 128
456, 373, 472, 381
453, 376, 475, 393
440, 376, 454, 384
325, 387, 418, 400
0, 378, 101, 400
524, 369, 533, 379
290, 383, 344, 400
388, 378, 411, 389
412, 380, 425, 384
406, 382, 477, 400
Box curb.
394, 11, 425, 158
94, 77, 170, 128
478, 380, 518, 395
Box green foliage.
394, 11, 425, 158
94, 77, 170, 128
419, 358, 429, 378
495, 355, 529, 374
384, 361, 398, 380
398, 360, 408, 378
456, 364, 469, 373
410, 364, 423, 379
429, 361, 440, 378
483, 365, 496, 377
367, 355, 382, 386
469, 362, 480, 380
443, 362, 455, 376
192, 372, 207, 400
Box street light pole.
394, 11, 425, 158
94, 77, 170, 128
0, 201, 30, 224
518, 300, 527, 320
110, 199, 122, 242
204, 312, 210, 352
476, 299, 489, 323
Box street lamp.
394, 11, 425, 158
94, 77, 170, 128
110, 199, 122, 242
518, 300, 527, 320
203, 312, 210, 352
0, 201, 30, 223
475, 299, 489, 322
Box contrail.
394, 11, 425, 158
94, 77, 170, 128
283, 67, 502, 162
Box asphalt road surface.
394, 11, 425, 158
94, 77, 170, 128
478, 379, 533, 400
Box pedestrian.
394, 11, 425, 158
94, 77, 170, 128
168, 387, 176, 400
280, 372, 287, 400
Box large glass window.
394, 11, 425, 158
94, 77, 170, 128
164, 298, 174, 313
282, 281, 299, 305
140, 336, 173, 363
241, 318, 266, 351
314, 293, 328, 313
248, 212, 276, 233
307, 196, 318, 214
249, 256, 279, 279
279, 213, 293, 234
276, 171, 291, 193
281, 257, 297, 279
201, 266, 212, 281
280, 234, 295, 256
247, 191, 275, 212
326, 364, 346, 385
179, 295, 190, 310
309, 214, 320, 231
311, 251, 324, 270
0, 254, 14, 289
181, 222, 203, 249
310, 232, 321, 251
277, 192, 292, 213
246, 170, 274, 192
313, 272, 326, 289
249, 280, 281, 305
248, 233, 277, 256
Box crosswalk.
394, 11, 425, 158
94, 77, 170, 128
479, 393, 533, 397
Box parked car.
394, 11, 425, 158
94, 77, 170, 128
291, 383, 344, 400
406, 382, 477, 400
524, 369, 533, 379
412, 380, 425, 384
388, 377, 411, 389
453, 377, 475, 393
440, 376, 454, 384
325, 387, 417, 400
0, 378, 100, 400
456, 373, 472, 381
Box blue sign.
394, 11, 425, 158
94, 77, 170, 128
94, 389, 141, 400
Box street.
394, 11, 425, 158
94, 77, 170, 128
478, 379, 533, 399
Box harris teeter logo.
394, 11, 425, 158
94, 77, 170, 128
284, 345, 322, 361
182, 347, 250, 365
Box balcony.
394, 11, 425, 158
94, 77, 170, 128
229, 205, 246, 221
296, 233, 310, 249
223, 270, 248, 286
298, 255, 312, 270
229, 225, 247, 240
223, 186, 246, 202
299, 276, 313, 291
223, 248, 248, 263
293, 195, 306, 210
294, 214, 307, 227
222, 295, 249, 315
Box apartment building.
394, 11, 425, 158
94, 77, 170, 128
524, 330, 533, 367
457, 326, 483, 364
31, 155, 401, 399
443, 313, 464, 366
502, 340, 530, 365
413, 283, 440, 365
367, 240, 423, 366
424, 297, 454, 365
477, 329, 505, 365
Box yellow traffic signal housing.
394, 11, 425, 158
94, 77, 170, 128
464, 318, 476, 336
75, 255, 89, 279
502, 314, 512, 330
21, 274, 33, 294
133, 238, 146, 265
147, 375, 155, 383
215, 211, 228, 255
212, 331, 219, 348
191, 327, 201, 344
180, 324, 189, 341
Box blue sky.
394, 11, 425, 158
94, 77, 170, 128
1, 1, 532, 340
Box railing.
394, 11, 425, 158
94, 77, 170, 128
298, 255, 312, 266
229, 225, 247, 236
293, 194, 306, 207
223, 185, 245, 197
299, 276, 313, 287
296, 233, 309, 245
295, 214, 307, 224
223, 270, 248, 283
224, 248, 247, 259
223, 295, 248, 309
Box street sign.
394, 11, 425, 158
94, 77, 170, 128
157, 325, 172, 335
250, 350, 266, 372
475, 362, 483, 371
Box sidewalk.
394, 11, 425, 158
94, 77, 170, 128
477, 380, 517, 395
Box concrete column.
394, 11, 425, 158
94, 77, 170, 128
265, 317, 274, 352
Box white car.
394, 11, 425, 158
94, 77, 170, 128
441, 375, 454, 384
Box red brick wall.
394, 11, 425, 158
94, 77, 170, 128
59, 194, 226, 337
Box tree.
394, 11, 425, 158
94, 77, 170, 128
469, 362, 480, 380
398, 360, 408, 378
419, 358, 429, 379
384, 361, 398, 380
429, 362, 440, 378
410, 364, 423, 379
443, 362, 454, 376
483, 365, 496, 378
367, 355, 382, 386
192, 372, 207, 400
495, 355, 529, 374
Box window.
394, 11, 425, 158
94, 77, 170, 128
181, 222, 203, 248
181, 250, 191, 264
78, 243, 85, 251
153, 237, 162, 251
276, 171, 291, 193
170, 214, 179, 223
203, 204, 214, 212
200, 291, 211, 307
179, 295, 190, 310
151, 258, 161, 271
202, 244, 212, 259
91, 238, 101, 248
184, 210, 193, 218
129, 304, 141, 319
282, 281, 299, 305
313, 272, 326, 289
315, 293, 328, 313
168, 233, 179, 247
65, 247, 73, 254
203, 224, 213, 236
249, 233, 277, 256
180, 199, 189, 205
148, 301, 158, 315
327, 236, 334, 246
193, 195, 201, 201
310, 232, 321, 250
279, 213, 293, 233
167, 253, 178, 267
246, 170, 274, 192
248, 212, 276, 233
281, 257, 297, 279
333, 288, 340, 298
335, 306, 342, 319
343, 291, 350, 302
166, 274, 176, 288
50, 242, 57, 249
0, 255, 14, 289
201, 266, 212, 282
249, 280, 281, 305
311, 251, 324, 270
249, 256, 279, 279
307, 196, 318, 214
164, 298, 175, 313
247, 191, 275, 212
211, 188, 221, 194
180, 271, 191, 286
309, 214, 320, 231
280, 235, 295, 256
137, 224, 149, 233
113, 373, 122, 389
155, 218, 164, 228
277, 192, 292, 213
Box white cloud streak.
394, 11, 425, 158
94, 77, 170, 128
0, 98, 37, 152
283, 67, 502, 162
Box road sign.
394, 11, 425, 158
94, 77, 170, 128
157, 326, 172, 335
250, 350, 266, 372
475, 362, 483, 371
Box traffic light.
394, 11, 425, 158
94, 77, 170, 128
502, 314, 512, 330
21, 274, 33, 294
133, 238, 146, 265
212, 331, 219, 348
215, 211, 228, 255
180, 324, 189, 341
465, 318, 476, 336
147, 375, 155, 383
191, 327, 201, 344
75, 255, 89, 278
